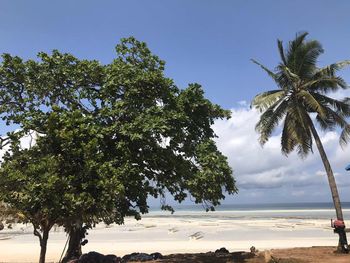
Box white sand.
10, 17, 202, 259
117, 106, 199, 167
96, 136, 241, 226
0, 211, 341, 262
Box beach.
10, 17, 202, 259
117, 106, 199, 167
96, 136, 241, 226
1, 204, 349, 262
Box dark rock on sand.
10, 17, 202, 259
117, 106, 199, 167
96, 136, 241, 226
79, 251, 120, 263
231, 251, 256, 262
122, 252, 163, 262
215, 247, 230, 254
150, 252, 163, 260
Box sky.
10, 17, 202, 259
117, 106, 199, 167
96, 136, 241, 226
1, 0, 350, 204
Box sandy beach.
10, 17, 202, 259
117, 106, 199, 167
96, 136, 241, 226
0, 209, 346, 262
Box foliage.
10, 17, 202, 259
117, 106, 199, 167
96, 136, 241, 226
251, 32, 350, 157
0, 37, 237, 261
0, 202, 22, 230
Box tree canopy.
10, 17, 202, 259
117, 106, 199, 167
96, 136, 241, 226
252, 32, 350, 157
0, 37, 237, 262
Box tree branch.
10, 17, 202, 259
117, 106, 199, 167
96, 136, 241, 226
33, 224, 43, 245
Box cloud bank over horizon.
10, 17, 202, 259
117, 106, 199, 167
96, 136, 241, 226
213, 102, 350, 204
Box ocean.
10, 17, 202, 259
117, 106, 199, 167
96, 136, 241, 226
148, 202, 350, 220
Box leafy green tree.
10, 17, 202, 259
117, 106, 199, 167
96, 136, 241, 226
0, 37, 237, 262
252, 32, 350, 250
1, 141, 71, 263
0, 108, 125, 263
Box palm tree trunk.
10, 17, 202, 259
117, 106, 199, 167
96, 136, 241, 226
309, 122, 344, 220
309, 121, 349, 252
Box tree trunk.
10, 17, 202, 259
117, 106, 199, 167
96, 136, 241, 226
61, 224, 83, 263
309, 121, 348, 251
38, 228, 49, 263
309, 122, 344, 220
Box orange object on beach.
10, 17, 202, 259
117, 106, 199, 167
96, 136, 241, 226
332, 219, 346, 228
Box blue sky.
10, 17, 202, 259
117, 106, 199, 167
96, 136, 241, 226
1, 0, 350, 107
1, 0, 350, 204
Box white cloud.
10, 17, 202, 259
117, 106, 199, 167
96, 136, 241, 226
213, 105, 350, 203
316, 170, 326, 177
291, 190, 305, 197
0, 131, 37, 161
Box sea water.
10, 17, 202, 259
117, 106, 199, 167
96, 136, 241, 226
147, 202, 350, 220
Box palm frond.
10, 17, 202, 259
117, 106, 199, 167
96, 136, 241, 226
251, 90, 284, 112
281, 113, 298, 154
315, 60, 350, 77
316, 114, 336, 131
275, 69, 293, 91
286, 32, 309, 67
340, 124, 350, 147
256, 98, 288, 145
297, 90, 327, 118
277, 39, 287, 65
276, 65, 300, 85
295, 40, 323, 78
251, 59, 277, 80
288, 103, 313, 157
282, 65, 300, 81
302, 76, 347, 91
302, 74, 348, 95
310, 92, 350, 117
288, 32, 309, 54
325, 107, 347, 127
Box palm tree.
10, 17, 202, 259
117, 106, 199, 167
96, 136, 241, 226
251, 32, 350, 251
